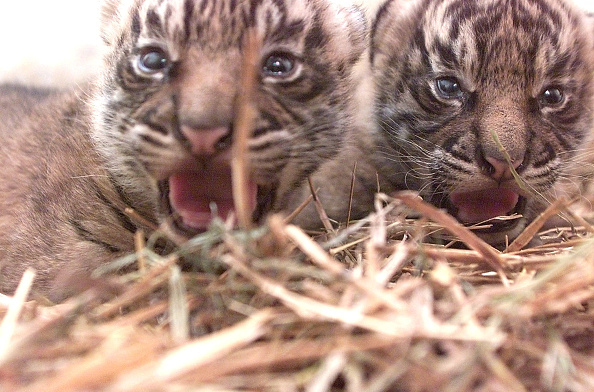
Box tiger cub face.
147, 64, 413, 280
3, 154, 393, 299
371, 0, 594, 245
92, 0, 366, 236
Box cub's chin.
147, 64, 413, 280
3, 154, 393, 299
435, 188, 536, 248
466, 216, 528, 249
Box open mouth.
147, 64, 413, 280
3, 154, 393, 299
159, 165, 259, 236
446, 188, 526, 233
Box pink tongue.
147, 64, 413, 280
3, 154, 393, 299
168, 167, 258, 230
449, 188, 519, 224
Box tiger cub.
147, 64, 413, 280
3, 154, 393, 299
370, 0, 594, 246
0, 0, 366, 297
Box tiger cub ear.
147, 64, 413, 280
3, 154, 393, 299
324, 2, 368, 64
100, 0, 138, 46
369, 0, 418, 66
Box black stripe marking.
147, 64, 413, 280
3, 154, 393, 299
532, 143, 556, 168
139, 133, 167, 148
141, 106, 170, 135
443, 137, 473, 163
370, 0, 396, 63
131, 9, 142, 41
270, 19, 305, 43
146, 9, 164, 37
94, 177, 141, 235
440, 158, 473, 175
304, 15, 328, 51
435, 41, 459, 69
70, 219, 122, 253
184, 0, 195, 41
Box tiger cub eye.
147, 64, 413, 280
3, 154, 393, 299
539, 87, 564, 106
138, 48, 169, 73
435, 77, 464, 99
262, 52, 297, 78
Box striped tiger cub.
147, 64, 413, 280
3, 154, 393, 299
0, 0, 366, 297
370, 0, 594, 246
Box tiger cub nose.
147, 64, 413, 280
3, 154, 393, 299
484, 155, 523, 182
180, 126, 232, 156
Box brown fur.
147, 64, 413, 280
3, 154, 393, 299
286, 62, 387, 229
368, 0, 594, 246
0, 0, 367, 298
0, 85, 144, 298
289, 0, 594, 244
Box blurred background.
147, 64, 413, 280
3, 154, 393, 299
0, 0, 103, 86
0, 0, 592, 87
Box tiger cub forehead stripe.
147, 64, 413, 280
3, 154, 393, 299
421, 0, 584, 83
127, 0, 315, 49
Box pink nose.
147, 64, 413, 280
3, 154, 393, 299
181, 126, 230, 156
484, 156, 523, 181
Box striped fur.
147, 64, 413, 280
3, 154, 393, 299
371, 0, 594, 245
0, 0, 366, 298
93, 0, 366, 237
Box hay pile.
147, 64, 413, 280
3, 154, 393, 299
1, 191, 594, 392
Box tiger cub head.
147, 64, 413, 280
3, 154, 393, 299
91, 0, 366, 236
371, 0, 594, 245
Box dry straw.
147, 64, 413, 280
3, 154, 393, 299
1, 190, 593, 391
